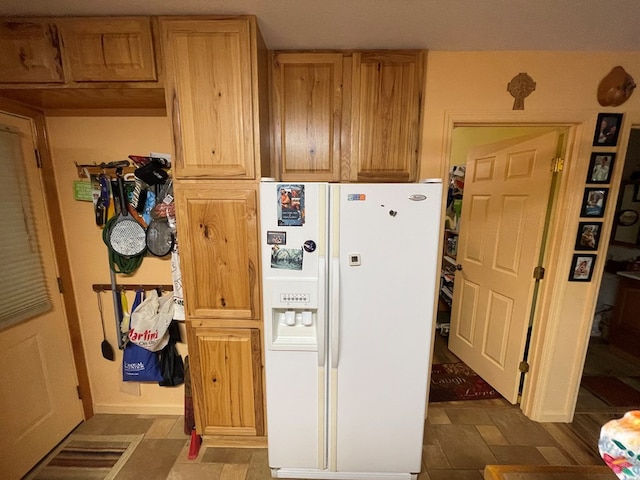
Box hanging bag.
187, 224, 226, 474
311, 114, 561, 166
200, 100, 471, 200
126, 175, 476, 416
128, 289, 174, 351
123, 290, 163, 382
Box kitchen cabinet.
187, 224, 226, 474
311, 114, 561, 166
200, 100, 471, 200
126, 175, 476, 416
271, 50, 425, 182
57, 17, 157, 82
350, 51, 425, 182
174, 183, 261, 320
271, 52, 345, 181
0, 19, 63, 83
160, 17, 270, 179
608, 273, 640, 361
187, 326, 264, 436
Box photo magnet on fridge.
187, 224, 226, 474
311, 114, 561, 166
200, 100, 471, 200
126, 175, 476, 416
277, 184, 305, 226
270, 246, 303, 271
267, 231, 286, 245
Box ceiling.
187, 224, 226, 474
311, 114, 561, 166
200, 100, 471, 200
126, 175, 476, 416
1, 0, 640, 52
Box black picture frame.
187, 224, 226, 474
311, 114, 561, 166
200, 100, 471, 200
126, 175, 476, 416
586, 152, 616, 184
574, 222, 602, 251
580, 188, 609, 218
593, 113, 623, 147
568, 254, 597, 282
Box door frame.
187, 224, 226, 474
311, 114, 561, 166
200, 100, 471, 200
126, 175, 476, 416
0, 97, 93, 419
434, 110, 633, 422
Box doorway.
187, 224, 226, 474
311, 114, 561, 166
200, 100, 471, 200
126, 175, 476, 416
579, 126, 640, 412
431, 125, 567, 406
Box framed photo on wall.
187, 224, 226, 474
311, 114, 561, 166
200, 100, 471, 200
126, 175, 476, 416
586, 152, 615, 184
574, 222, 602, 250
568, 254, 596, 282
593, 113, 623, 147
580, 188, 609, 217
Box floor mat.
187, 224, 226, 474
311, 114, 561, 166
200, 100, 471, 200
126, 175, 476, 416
581, 375, 640, 407
25, 434, 143, 480
429, 362, 502, 402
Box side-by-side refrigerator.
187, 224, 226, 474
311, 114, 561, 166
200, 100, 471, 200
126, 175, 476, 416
260, 181, 442, 480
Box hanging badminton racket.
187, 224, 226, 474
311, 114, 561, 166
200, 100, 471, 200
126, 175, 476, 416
108, 170, 147, 257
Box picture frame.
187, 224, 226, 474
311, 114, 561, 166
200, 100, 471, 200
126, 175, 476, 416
574, 222, 602, 251
580, 188, 609, 218
568, 254, 596, 282
593, 113, 623, 147
586, 152, 615, 184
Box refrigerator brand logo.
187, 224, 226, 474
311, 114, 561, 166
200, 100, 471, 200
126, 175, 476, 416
347, 194, 366, 201
409, 194, 427, 201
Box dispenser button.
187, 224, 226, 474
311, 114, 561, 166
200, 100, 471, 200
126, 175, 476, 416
302, 311, 313, 326
284, 311, 296, 326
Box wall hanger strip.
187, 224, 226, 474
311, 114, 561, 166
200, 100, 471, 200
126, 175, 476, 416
92, 284, 173, 292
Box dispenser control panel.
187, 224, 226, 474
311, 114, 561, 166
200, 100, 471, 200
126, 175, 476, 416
280, 293, 311, 303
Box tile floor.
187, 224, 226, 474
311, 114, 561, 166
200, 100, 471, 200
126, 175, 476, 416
27, 334, 631, 480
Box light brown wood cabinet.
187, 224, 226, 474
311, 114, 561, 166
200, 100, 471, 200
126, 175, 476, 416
187, 326, 264, 436
351, 51, 424, 182
271, 50, 425, 182
161, 17, 270, 179
174, 183, 261, 320
57, 17, 157, 82
271, 52, 345, 181
0, 19, 63, 83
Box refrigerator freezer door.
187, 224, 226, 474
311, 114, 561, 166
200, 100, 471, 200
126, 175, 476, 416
330, 183, 442, 474
261, 182, 329, 470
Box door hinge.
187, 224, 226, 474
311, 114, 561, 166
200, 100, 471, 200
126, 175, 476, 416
35, 149, 43, 169
57, 277, 64, 293
519, 361, 529, 374
551, 157, 564, 173
76, 385, 82, 399
533, 266, 545, 280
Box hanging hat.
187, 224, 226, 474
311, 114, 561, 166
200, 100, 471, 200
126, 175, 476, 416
597, 66, 636, 107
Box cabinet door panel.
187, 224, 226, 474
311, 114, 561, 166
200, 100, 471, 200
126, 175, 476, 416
176, 184, 259, 319
273, 53, 343, 181
162, 19, 256, 179
189, 327, 264, 436
0, 20, 63, 83
351, 51, 424, 182
58, 17, 157, 82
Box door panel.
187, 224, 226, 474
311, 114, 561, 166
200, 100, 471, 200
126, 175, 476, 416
0, 112, 83, 480
449, 131, 558, 403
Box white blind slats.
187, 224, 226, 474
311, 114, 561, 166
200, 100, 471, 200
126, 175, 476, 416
0, 127, 52, 329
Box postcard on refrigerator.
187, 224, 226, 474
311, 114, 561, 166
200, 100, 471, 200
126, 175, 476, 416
277, 184, 305, 226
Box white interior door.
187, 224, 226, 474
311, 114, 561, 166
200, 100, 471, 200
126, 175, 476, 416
448, 132, 558, 403
0, 112, 83, 480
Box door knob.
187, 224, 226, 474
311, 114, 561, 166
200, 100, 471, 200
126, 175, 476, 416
456, 264, 463, 271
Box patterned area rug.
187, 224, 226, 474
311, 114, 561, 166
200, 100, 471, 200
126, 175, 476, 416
581, 375, 640, 407
25, 434, 143, 480
430, 362, 502, 402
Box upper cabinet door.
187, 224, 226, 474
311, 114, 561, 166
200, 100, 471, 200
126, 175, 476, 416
351, 51, 425, 182
272, 52, 344, 182
0, 20, 64, 83
57, 17, 157, 82
175, 183, 260, 320
161, 18, 258, 179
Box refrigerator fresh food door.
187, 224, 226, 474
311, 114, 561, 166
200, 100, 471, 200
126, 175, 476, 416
329, 182, 442, 474
260, 181, 329, 470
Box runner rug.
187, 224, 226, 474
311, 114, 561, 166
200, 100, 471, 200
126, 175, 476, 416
26, 434, 143, 480
430, 362, 502, 402
581, 375, 640, 407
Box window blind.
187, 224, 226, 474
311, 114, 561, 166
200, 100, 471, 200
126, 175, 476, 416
0, 126, 52, 329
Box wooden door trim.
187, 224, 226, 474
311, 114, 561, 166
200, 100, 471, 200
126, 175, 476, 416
0, 96, 93, 419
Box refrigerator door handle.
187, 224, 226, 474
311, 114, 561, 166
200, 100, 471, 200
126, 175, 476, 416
317, 256, 326, 367
330, 257, 340, 368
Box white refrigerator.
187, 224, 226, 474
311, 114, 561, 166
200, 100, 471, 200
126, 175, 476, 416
260, 181, 442, 480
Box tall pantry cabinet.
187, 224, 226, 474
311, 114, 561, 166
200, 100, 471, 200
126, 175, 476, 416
160, 16, 270, 443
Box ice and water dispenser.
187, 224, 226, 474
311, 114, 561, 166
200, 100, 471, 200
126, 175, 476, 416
266, 280, 320, 351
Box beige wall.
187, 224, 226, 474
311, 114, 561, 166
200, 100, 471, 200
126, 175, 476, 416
46, 116, 187, 415
420, 51, 640, 421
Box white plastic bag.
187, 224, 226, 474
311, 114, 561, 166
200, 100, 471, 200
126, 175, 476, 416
128, 290, 174, 352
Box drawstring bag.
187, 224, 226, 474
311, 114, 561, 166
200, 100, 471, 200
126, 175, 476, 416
128, 289, 174, 351
123, 291, 163, 382
157, 322, 185, 387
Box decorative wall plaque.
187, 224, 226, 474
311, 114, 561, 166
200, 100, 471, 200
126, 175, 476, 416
597, 66, 636, 107
507, 73, 536, 110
